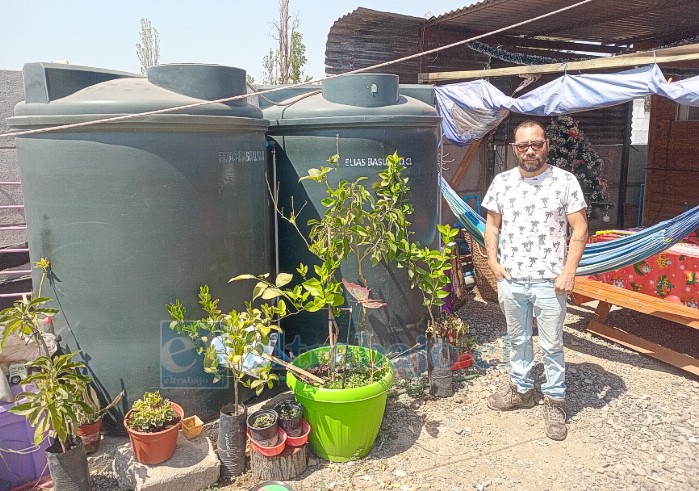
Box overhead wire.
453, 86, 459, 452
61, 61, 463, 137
1, 0, 595, 138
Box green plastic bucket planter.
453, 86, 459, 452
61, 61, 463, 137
286, 346, 394, 462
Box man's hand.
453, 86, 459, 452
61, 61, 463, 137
554, 271, 576, 295
488, 260, 511, 281
556, 208, 588, 295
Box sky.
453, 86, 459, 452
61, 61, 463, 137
1, 1, 476, 82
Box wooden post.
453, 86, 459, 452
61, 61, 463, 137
449, 139, 482, 188
250, 445, 308, 481
617, 100, 633, 227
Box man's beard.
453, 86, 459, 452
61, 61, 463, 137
518, 157, 545, 173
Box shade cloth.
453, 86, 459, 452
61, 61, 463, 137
436, 64, 699, 145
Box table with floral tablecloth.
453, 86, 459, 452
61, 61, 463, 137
589, 232, 699, 309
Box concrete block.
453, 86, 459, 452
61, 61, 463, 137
114, 433, 220, 491
87, 434, 129, 474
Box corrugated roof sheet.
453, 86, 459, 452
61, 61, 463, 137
426, 0, 699, 48
325, 1, 699, 83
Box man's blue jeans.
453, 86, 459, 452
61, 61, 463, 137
497, 279, 567, 400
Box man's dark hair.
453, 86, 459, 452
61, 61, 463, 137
513, 120, 546, 138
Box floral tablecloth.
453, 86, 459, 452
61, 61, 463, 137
590, 233, 699, 309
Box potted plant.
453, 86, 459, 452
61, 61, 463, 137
270, 145, 457, 459
268, 145, 456, 461
404, 222, 461, 400
247, 408, 279, 446
0, 259, 92, 490
167, 281, 287, 477
424, 313, 471, 397
76, 385, 124, 454
123, 390, 184, 465
274, 399, 304, 437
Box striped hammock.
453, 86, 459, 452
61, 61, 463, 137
440, 176, 699, 276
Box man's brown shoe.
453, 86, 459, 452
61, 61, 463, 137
543, 396, 568, 441
487, 383, 536, 411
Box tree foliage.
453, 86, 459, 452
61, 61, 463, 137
136, 17, 160, 74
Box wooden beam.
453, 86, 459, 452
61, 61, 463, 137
587, 319, 699, 377
419, 43, 699, 82
449, 139, 482, 188
573, 277, 699, 330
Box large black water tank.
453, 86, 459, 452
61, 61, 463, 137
263, 74, 441, 351
8, 63, 272, 426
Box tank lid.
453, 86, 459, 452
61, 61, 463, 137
10, 63, 265, 128
148, 64, 247, 106
22, 62, 135, 104
322, 74, 399, 107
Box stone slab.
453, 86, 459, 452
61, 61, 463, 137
113, 433, 219, 491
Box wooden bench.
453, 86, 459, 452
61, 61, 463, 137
572, 276, 699, 376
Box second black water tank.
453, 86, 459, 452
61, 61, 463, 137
264, 74, 441, 351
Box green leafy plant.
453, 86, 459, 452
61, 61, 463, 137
167, 277, 293, 416
11, 352, 92, 452
276, 400, 303, 419
251, 413, 276, 428
0, 258, 58, 357
425, 313, 470, 345
294, 144, 459, 329
77, 385, 124, 426
125, 390, 180, 433
273, 142, 412, 369
402, 224, 459, 327
288, 145, 411, 343
270, 138, 458, 383
0, 259, 95, 454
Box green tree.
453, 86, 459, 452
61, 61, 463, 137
136, 17, 160, 74
262, 48, 278, 85
289, 31, 311, 83
264, 0, 310, 84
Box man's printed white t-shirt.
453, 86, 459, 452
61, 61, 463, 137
482, 165, 587, 281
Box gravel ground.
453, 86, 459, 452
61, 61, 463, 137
88, 290, 699, 490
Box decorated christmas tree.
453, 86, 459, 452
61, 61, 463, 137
546, 115, 611, 218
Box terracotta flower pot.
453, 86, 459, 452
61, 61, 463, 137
77, 417, 103, 454
124, 402, 184, 465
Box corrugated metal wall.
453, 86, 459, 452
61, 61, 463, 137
326, 8, 516, 84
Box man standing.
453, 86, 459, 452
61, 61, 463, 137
481, 120, 588, 441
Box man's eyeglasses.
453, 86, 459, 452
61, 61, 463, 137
512, 140, 547, 151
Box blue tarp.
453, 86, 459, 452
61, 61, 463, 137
436, 64, 699, 145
